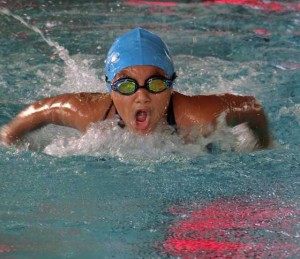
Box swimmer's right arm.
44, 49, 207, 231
0, 93, 113, 145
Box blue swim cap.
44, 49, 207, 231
105, 27, 175, 92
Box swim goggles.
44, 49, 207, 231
107, 75, 175, 95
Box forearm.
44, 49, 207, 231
1, 111, 49, 145
0, 94, 91, 145
1, 104, 76, 145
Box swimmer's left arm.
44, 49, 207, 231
173, 92, 272, 149
219, 94, 272, 149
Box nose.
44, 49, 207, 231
135, 88, 151, 104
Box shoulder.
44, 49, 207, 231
173, 91, 226, 108
172, 92, 255, 105
47, 92, 111, 106
20, 92, 113, 130
33, 92, 112, 113
48, 92, 113, 122
172, 92, 258, 127
172, 91, 226, 127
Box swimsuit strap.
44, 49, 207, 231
103, 100, 114, 120
167, 95, 176, 127
113, 104, 126, 128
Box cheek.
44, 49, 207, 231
153, 92, 172, 115
111, 94, 132, 117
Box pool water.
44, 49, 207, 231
0, 0, 300, 258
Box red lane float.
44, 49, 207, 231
125, 0, 178, 7
163, 198, 300, 258
125, 0, 300, 12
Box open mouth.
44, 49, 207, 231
135, 110, 150, 131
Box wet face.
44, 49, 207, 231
111, 65, 172, 135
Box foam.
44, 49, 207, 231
41, 115, 258, 161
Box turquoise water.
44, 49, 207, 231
1, 0, 300, 258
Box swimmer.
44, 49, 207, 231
0, 27, 271, 149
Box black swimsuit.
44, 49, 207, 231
166, 95, 176, 127
103, 95, 176, 128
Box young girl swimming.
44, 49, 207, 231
1, 28, 271, 149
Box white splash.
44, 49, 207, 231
43, 119, 199, 161
40, 115, 258, 160
0, 8, 75, 66
0, 8, 102, 94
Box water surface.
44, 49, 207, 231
0, 0, 299, 258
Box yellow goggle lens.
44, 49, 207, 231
148, 79, 167, 92
117, 81, 136, 94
